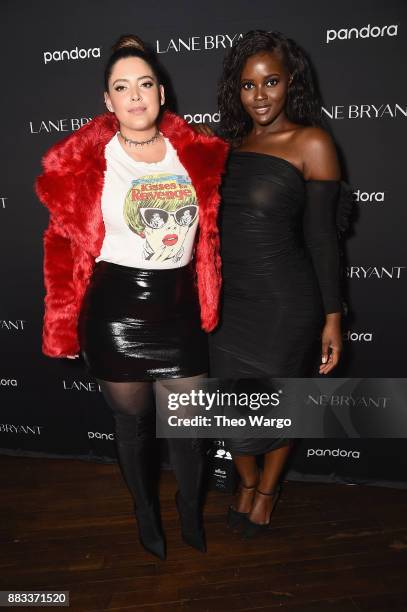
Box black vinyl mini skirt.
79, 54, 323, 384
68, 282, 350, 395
78, 261, 208, 382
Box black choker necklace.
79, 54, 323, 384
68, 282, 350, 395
119, 130, 160, 147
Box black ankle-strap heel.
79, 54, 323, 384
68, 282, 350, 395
227, 482, 258, 529
241, 484, 282, 539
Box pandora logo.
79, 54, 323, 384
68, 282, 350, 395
184, 112, 220, 124
88, 431, 115, 440
326, 24, 398, 44
354, 189, 385, 203
307, 448, 360, 459
43, 46, 101, 64
343, 330, 373, 342
0, 379, 18, 387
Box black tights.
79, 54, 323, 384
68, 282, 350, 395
98, 376, 207, 510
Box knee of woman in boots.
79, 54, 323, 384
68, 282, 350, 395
113, 410, 156, 446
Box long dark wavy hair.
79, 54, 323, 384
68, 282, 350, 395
218, 30, 323, 144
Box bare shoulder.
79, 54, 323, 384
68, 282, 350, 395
294, 126, 340, 180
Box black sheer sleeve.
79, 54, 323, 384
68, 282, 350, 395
303, 180, 342, 314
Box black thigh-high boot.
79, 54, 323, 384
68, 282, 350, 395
98, 380, 166, 559
167, 437, 207, 552
112, 408, 166, 560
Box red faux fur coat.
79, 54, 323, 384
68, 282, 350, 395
35, 111, 229, 357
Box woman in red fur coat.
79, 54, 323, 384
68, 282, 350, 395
36, 35, 228, 560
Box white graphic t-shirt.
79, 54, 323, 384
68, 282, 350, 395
96, 133, 199, 269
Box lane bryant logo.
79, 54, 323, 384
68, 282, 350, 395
0, 424, 43, 435
306, 394, 389, 408
322, 104, 407, 119
1, 320, 26, 330
43, 46, 101, 64
63, 380, 101, 392
29, 118, 92, 134
156, 33, 243, 54
346, 266, 405, 279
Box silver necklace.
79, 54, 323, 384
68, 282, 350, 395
119, 130, 160, 147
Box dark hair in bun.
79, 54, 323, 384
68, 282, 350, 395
104, 34, 163, 91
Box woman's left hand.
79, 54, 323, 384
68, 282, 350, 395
319, 313, 342, 375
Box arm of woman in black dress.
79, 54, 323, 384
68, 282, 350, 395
300, 127, 343, 375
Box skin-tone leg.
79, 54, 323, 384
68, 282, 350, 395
233, 455, 260, 513
249, 443, 292, 524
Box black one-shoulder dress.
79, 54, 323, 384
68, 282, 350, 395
209, 151, 342, 455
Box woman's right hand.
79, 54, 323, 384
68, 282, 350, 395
66, 355, 79, 359
191, 123, 214, 137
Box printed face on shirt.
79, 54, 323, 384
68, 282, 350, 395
124, 173, 198, 263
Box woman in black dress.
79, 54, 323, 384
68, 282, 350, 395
210, 30, 343, 536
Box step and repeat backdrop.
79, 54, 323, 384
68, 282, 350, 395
1, 0, 406, 489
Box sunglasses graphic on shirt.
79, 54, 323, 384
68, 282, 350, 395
140, 205, 198, 229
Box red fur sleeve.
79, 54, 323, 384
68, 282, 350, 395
195, 139, 229, 332
42, 217, 80, 357
195, 205, 222, 331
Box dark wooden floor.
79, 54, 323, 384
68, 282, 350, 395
1, 456, 407, 611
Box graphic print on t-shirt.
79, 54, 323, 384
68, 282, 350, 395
124, 173, 198, 263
